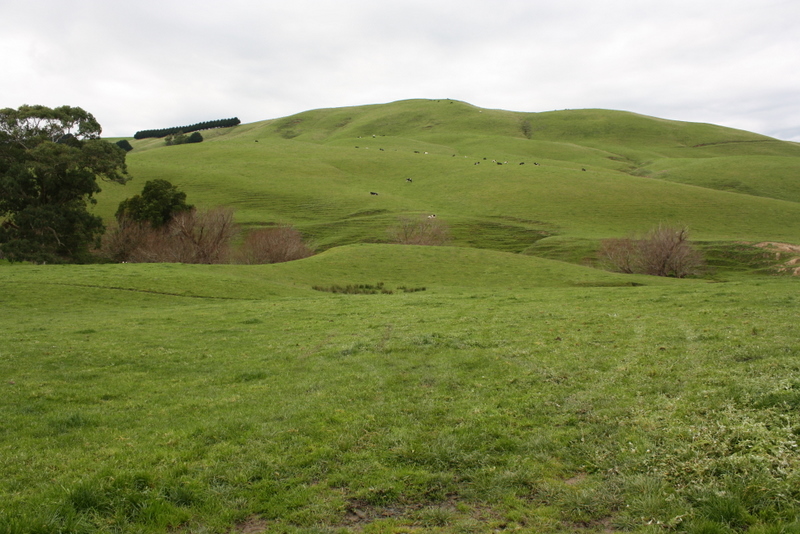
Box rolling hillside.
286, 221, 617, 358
96, 99, 800, 254
5, 100, 800, 533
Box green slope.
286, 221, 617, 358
95, 99, 800, 252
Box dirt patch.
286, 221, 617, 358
755, 241, 800, 254
754, 242, 800, 275
564, 473, 587, 486
234, 516, 268, 534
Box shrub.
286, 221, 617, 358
599, 224, 704, 278
115, 139, 134, 152
521, 119, 533, 139
164, 132, 187, 146
102, 208, 237, 264
597, 237, 639, 274
233, 225, 313, 264
388, 215, 451, 246
166, 207, 237, 264
186, 131, 203, 144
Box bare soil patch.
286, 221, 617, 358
755, 242, 800, 275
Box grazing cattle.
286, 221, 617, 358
406, 178, 413, 182
582, 168, 586, 171
370, 192, 379, 196
474, 162, 480, 165
519, 162, 524, 165
255, 140, 259, 142
497, 162, 503, 165
427, 214, 437, 219
380, 148, 384, 151
534, 162, 539, 166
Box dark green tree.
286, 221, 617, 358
0, 105, 130, 263
116, 179, 193, 228
186, 132, 203, 144
115, 139, 134, 152
164, 131, 187, 146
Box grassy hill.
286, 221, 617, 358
95, 100, 800, 258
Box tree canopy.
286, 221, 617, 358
116, 179, 193, 228
0, 105, 129, 263
133, 117, 240, 139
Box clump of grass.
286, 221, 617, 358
312, 282, 426, 294
397, 285, 427, 293
312, 282, 393, 294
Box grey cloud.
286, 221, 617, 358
2, 0, 798, 140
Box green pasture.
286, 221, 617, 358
1, 251, 799, 533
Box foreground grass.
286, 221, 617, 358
1, 256, 799, 533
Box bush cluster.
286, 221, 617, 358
233, 226, 313, 264
103, 208, 237, 264
165, 131, 203, 146
102, 212, 313, 265
388, 215, 451, 246
102, 180, 312, 264
133, 118, 240, 140
598, 224, 705, 277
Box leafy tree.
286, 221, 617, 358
116, 179, 193, 228
164, 131, 187, 146
115, 139, 133, 152
186, 132, 203, 144
0, 105, 129, 262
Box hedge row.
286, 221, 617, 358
133, 117, 241, 139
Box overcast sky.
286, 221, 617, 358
3, 0, 799, 141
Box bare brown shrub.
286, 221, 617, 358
101, 208, 237, 264
597, 237, 638, 274
638, 224, 704, 277
168, 207, 237, 264
388, 216, 451, 246
599, 224, 704, 278
234, 225, 313, 264
100, 216, 153, 263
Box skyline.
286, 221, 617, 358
2, 0, 799, 141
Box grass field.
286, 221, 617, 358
1, 254, 799, 533
2, 100, 800, 533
